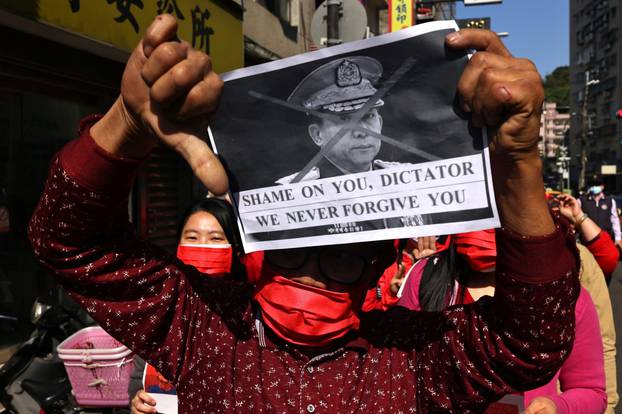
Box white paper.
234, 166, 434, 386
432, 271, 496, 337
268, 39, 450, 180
150, 394, 178, 414
209, 20, 500, 252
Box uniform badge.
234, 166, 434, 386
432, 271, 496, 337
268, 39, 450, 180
336, 59, 362, 87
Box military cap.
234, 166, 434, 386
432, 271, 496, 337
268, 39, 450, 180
287, 56, 384, 114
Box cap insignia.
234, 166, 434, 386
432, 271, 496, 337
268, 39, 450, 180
336, 59, 362, 87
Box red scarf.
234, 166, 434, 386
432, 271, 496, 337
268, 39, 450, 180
453, 229, 496, 272
176, 244, 233, 277
254, 275, 362, 347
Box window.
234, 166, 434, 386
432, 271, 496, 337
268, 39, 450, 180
257, 0, 299, 41
601, 76, 616, 90
593, 12, 609, 32
608, 53, 617, 66
261, 0, 299, 25
601, 101, 611, 115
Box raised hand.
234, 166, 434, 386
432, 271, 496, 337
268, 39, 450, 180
556, 193, 583, 223
446, 30, 552, 236
91, 14, 228, 195
447, 29, 543, 159
389, 262, 406, 296
412, 236, 437, 260
525, 396, 557, 414
130, 389, 157, 414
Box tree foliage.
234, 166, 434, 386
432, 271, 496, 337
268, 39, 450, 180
543, 66, 570, 107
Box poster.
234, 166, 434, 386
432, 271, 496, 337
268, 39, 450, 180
1, 0, 243, 74
209, 20, 500, 252
143, 363, 178, 414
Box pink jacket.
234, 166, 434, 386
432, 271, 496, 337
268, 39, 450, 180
399, 260, 607, 414
523, 287, 607, 413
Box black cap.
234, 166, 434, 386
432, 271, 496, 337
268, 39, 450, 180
287, 57, 384, 114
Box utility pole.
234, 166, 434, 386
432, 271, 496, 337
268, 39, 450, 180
578, 70, 599, 190
557, 145, 571, 192
326, 0, 342, 47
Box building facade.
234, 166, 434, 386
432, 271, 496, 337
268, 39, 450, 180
241, 0, 455, 64
365, 0, 455, 36
569, 0, 621, 192
540, 102, 571, 158
539, 102, 571, 190
0, 1, 243, 324
243, 0, 317, 65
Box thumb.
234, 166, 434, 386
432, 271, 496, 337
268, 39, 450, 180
142, 14, 179, 58
395, 263, 406, 280
493, 77, 544, 146
139, 390, 157, 406
169, 131, 229, 196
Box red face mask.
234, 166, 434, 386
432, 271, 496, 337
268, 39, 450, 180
176, 244, 233, 277
435, 235, 452, 254
454, 229, 496, 272
254, 274, 362, 347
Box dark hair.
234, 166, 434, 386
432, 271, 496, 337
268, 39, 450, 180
418, 241, 469, 312
178, 198, 237, 244
178, 198, 245, 276
587, 177, 604, 187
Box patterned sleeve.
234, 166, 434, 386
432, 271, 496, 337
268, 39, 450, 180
415, 222, 580, 410
548, 288, 607, 414
577, 244, 618, 412
358, 220, 581, 411
27, 120, 222, 384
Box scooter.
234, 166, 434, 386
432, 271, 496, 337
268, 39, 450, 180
0, 290, 96, 413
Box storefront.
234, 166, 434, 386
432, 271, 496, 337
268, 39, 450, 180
0, 0, 243, 325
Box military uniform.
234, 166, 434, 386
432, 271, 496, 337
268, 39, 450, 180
276, 57, 426, 229
276, 56, 388, 185
276, 158, 410, 185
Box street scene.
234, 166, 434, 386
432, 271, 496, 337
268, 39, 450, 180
0, 0, 621, 413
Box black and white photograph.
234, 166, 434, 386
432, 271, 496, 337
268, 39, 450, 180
209, 20, 500, 252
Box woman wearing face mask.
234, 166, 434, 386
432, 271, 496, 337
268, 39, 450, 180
175, 198, 243, 278
129, 197, 242, 414
398, 230, 607, 414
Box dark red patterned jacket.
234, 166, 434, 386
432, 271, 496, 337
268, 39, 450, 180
28, 119, 580, 413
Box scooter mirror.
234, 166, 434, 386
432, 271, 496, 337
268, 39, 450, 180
30, 300, 52, 325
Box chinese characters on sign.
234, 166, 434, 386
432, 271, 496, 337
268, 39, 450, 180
191, 6, 215, 54
69, 0, 80, 12
106, 0, 145, 33
68, 0, 214, 45
388, 0, 414, 32
157, 0, 185, 20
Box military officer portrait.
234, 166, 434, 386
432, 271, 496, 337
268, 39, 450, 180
275, 56, 401, 185
274, 56, 425, 229
210, 25, 496, 247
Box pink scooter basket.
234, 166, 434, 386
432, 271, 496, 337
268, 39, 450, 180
57, 326, 134, 407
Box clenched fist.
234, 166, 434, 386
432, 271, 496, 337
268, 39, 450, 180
446, 30, 552, 236
91, 14, 228, 195
447, 29, 544, 160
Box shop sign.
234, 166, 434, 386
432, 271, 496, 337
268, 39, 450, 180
0, 0, 243, 73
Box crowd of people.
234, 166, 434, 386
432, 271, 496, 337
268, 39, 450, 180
27, 14, 620, 414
